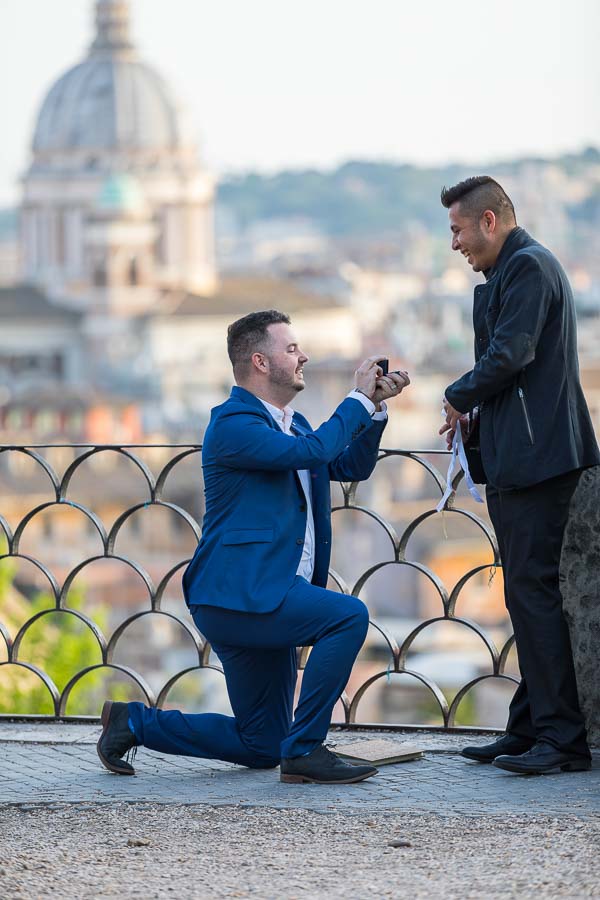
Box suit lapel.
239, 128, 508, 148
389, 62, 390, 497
290, 415, 307, 437
285, 414, 306, 500
230, 386, 286, 433
291, 414, 328, 515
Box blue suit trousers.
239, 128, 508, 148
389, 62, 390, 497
127, 577, 369, 763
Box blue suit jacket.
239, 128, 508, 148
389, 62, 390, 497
182, 386, 387, 613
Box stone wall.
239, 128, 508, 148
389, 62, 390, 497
560, 465, 600, 747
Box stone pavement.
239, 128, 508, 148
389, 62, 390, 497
1, 724, 598, 817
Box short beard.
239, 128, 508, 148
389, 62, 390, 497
267, 359, 305, 393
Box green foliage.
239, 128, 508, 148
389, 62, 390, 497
449, 691, 477, 727
410, 685, 476, 726
218, 161, 464, 235
0, 560, 128, 715
217, 148, 600, 237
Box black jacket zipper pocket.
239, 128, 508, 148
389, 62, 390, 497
517, 387, 535, 445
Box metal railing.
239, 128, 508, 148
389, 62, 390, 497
0, 443, 515, 730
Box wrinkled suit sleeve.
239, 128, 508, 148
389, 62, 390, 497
211, 397, 373, 471
445, 253, 553, 413
328, 416, 387, 481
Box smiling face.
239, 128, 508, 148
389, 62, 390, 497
449, 202, 500, 273
263, 322, 309, 396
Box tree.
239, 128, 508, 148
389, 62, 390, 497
0, 558, 128, 715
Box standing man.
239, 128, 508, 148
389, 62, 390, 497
98, 310, 409, 784
440, 176, 599, 775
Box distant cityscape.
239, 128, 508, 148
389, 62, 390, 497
2, 143, 600, 446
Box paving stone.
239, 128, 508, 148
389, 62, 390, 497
0, 729, 598, 818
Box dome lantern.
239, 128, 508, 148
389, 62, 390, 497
90, 0, 134, 57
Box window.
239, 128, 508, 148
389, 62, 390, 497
93, 264, 107, 287
128, 257, 139, 286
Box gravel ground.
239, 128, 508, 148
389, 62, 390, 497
1, 803, 598, 899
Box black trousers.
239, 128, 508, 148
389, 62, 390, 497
486, 469, 589, 758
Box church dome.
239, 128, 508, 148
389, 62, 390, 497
32, 1, 188, 154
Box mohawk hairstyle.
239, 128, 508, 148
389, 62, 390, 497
440, 176, 516, 222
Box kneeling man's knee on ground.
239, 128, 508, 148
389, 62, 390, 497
239, 735, 282, 769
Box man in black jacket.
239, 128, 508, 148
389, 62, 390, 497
440, 176, 599, 775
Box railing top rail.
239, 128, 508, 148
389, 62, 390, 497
0, 444, 450, 453
0, 444, 203, 450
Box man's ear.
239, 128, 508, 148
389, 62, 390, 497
482, 209, 497, 234
251, 352, 268, 374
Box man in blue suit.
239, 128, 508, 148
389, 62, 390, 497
97, 309, 409, 784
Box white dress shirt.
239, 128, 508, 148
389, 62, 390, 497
258, 393, 387, 582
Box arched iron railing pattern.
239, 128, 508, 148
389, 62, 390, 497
0, 444, 516, 728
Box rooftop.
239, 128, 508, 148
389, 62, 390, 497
160, 275, 343, 317
0, 285, 82, 321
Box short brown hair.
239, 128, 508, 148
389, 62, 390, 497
227, 309, 291, 377
440, 176, 516, 223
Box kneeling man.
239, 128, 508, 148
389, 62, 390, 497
98, 309, 409, 784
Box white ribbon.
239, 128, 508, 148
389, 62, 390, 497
436, 415, 484, 512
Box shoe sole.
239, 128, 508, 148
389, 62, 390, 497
461, 747, 533, 764
280, 770, 378, 784
96, 700, 135, 776
461, 751, 495, 764
492, 759, 591, 775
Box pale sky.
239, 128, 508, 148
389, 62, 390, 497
0, 0, 599, 205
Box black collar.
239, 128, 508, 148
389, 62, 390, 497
484, 227, 532, 281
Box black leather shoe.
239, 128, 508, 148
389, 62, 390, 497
493, 741, 592, 775
461, 734, 534, 763
97, 700, 138, 775
280, 744, 378, 784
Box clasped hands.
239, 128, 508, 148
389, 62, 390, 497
354, 356, 410, 407
353, 360, 473, 447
